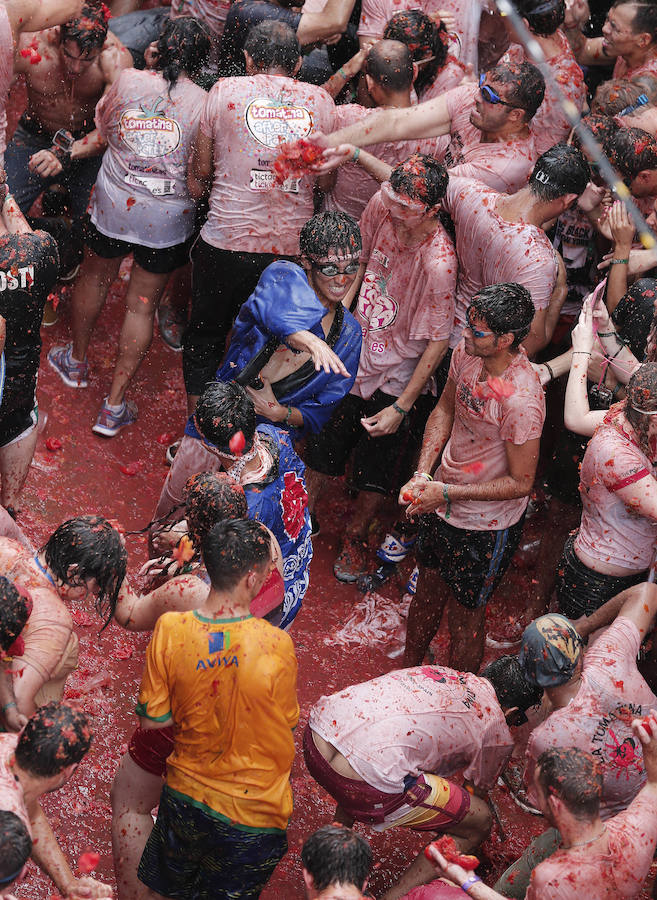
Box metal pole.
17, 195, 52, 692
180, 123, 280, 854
493, 0, 657, 250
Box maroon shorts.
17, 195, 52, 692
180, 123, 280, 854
303, 725, 470, 831
128, 725, 174, 778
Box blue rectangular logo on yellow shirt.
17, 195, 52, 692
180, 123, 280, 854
208, 631, 230, 654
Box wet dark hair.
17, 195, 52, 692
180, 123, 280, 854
184, 471, 248, 549
488, 62, 545, 122
301, 825, 372, 892
592, 78, 644, 116
468, 283, 535, 349
513, 0, 565, 35
299, 211, 362, 260
572, 114, 620, 157
156, 16, 211, 88
536, 747, 602, 819
625, 362, 657, 458
608, 126, 657, 184
0, 576, 29, 654
15, 702, 93, 777
383, 10, 448, 94
42, 516, 127, 627
481, 655, 543, 712
529, 143, 590, 201
613, 0, 657, 42
390, 154, 448, 208
0, 810, 31, 886
202, 519, 271, 592
243, 20, 300, 75
195, 381, 257, 453
60, 1, 108, 53
365, 40, 414, 93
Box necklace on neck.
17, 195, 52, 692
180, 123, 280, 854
33, 555, 56, 588
565, 825, 607, 849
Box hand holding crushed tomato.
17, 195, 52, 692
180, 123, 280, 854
424, 837, 479, 893
399, 478, 449, 517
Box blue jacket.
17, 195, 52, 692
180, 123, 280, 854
185, 261, 362, 439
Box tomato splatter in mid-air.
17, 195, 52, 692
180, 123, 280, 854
229, 431, 245, 456
78, 851, 101, 873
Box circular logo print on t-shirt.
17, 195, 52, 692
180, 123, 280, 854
119, 107, 182, 158
245, 98, 313, 149
358, 270, 398, 332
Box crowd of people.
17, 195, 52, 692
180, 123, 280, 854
4, 0, 657, 896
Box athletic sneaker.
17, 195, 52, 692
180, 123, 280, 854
48, 343, 89, 388
92, 398, 138, 437
356, 561, 397, 593
376, 531, 416, 564
405, 565, 419, 596
333, 537, 368, 583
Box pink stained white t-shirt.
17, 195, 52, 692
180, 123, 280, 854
526, 789, 657, 899
575, 417, 657, 572
323, 104, 439, 223
92, 69, 206, 249
524, 617, 657, 820
437, 341, 545, 530
171, 0, 230, 43
0, 734, 30, 835
613, 53, 657, 80
358, 0, 483, 70
350, 189, 456, 399
444, 176, 558, 348
421, 56, 468, 102
0, 3, 12, 161
200, 74, 336, 255
500, 32, 586, 156
309, 665, 514, 792
439, 84, 538, 194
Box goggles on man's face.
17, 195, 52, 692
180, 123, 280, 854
478, 73, 523, 110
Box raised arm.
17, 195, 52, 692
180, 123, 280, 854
323, 95, 452, 148
296, 0, 355, 46
4, 0, 82, 37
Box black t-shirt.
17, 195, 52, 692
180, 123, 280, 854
0, 231, 59, 412
218, 0, 301, 77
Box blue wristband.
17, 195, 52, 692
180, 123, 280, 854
461, 874, 481, 893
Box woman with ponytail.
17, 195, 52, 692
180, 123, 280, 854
48, 17, 210, 438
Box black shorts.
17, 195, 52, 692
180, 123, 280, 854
84, 218, 192, 274
416, 512, 525, 610
302, 389, 435, 496
556, 532, 648, 619
138, 785, 287, 900
0, 399, 38, 448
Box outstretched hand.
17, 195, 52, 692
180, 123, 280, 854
287, 330, 350, 376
